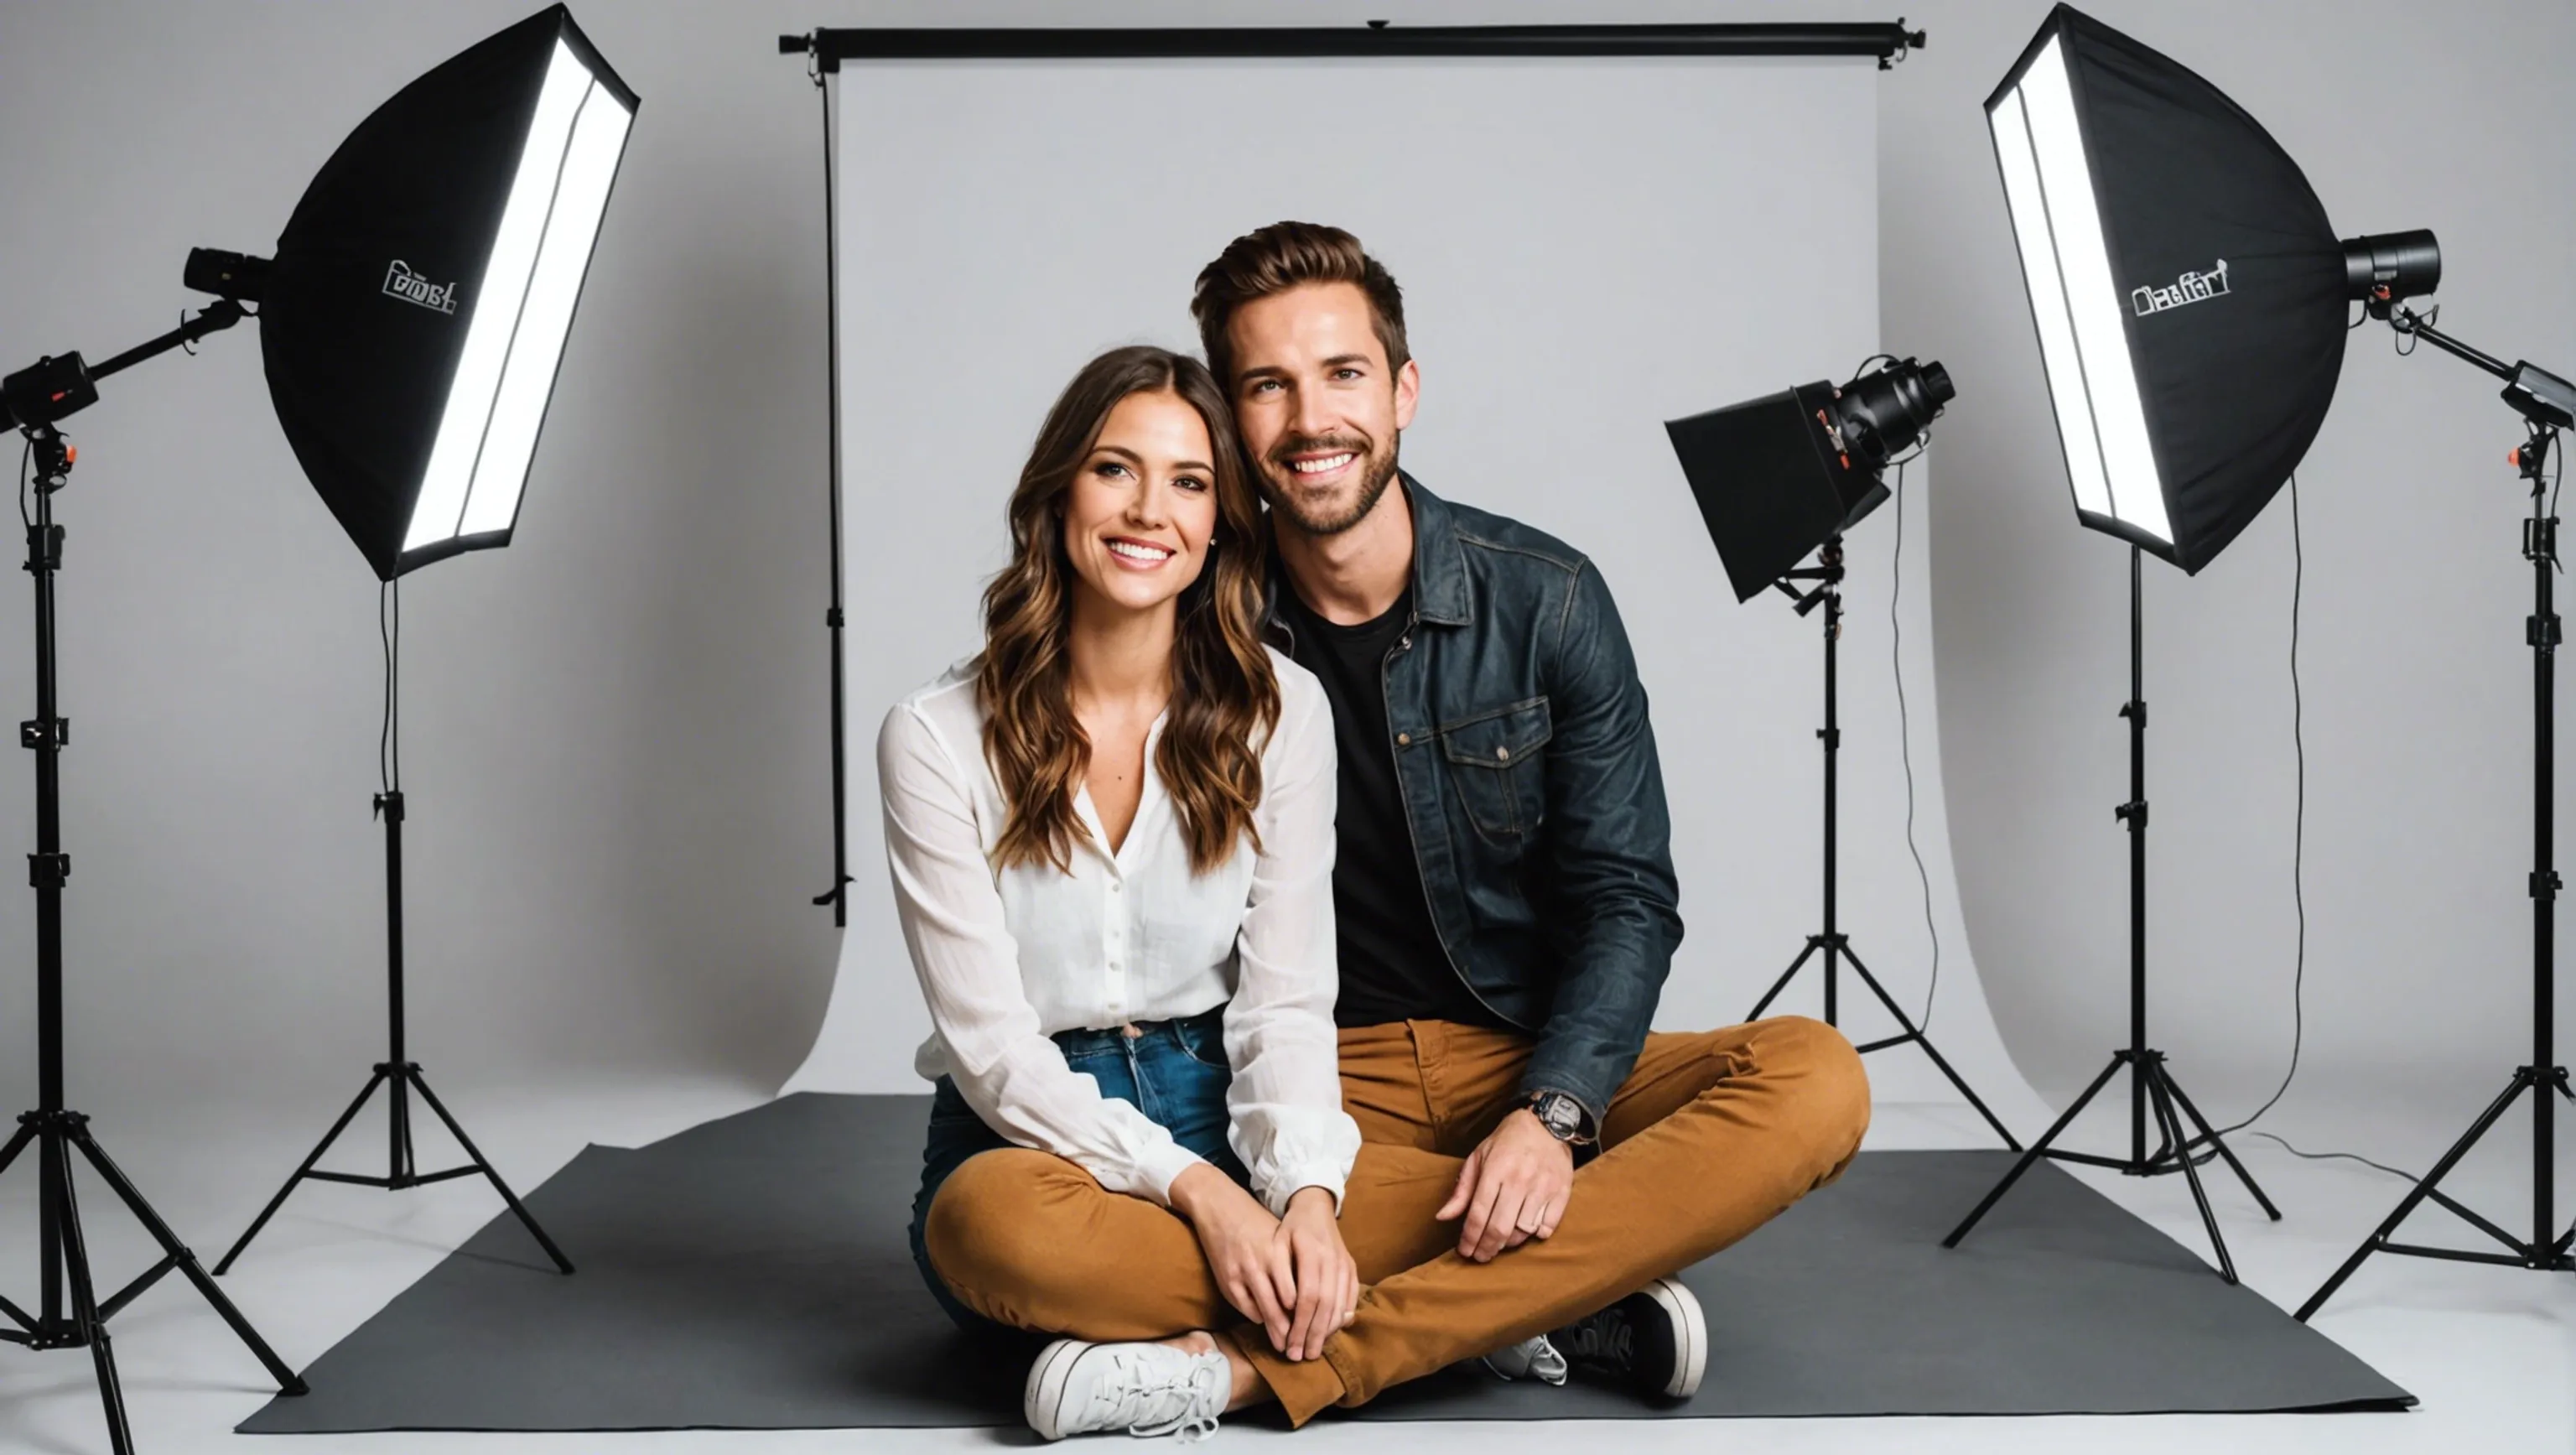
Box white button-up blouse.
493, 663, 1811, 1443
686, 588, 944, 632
877, 651, 1359, 1213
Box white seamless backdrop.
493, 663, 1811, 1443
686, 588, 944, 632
787, 53, 2035, 1120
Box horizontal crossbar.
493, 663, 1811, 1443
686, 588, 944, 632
791, 22, 1924, 66
2041, 1150, 2144, 1172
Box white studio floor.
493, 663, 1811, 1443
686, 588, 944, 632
0, 1074, 2568, 1455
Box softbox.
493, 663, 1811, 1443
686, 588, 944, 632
259, 4, 637, 580
1988, 3, 2349, 574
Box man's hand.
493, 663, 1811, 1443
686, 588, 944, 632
1170, 1163, 1296, 1351
1275, 1187, 1357, 1361
1436, 1108, 1575, 1263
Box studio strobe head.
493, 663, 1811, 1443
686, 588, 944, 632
1828, 356, 1952, 473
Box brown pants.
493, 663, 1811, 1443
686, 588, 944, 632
924, 1015, 1869, 1426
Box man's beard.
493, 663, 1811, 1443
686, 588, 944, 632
1256, 432, 1402, 538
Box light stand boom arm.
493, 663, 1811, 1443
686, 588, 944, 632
0, 302, 247, 434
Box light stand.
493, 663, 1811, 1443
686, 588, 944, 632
1945, 544, 2281, 1283
2296, 309, 2576, 1319
216, 668, 571, 1276
0, 311, 308, 1455
1748, 536, 2020, 1149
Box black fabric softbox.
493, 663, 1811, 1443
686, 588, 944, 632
1989, 4, 2348, 574
262, 5, 636, 579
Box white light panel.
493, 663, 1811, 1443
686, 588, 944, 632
1990, 35, 2170, 543
407, 40, 635, 556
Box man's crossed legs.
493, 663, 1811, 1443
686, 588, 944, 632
927, 1015, 1869, 1431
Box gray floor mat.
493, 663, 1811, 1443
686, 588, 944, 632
238, 1092, 2412, 1431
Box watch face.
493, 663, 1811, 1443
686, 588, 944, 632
1536, 1094, 1581, 1136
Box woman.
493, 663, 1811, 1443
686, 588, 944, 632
881, 345, 1359, 1441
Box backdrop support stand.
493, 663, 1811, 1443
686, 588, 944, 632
0, 418, 307, 1455
1944, 544, 2279, 1283
1748, 538, 2019, 1148
2296, 410, 2574, 1320
804, 48, 852, 926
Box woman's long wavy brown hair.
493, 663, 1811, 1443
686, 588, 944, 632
979, 346, 1279, 876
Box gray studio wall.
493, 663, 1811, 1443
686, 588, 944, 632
1884, 0, 2576, 1139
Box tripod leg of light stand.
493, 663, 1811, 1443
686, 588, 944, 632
0, 1120, 30, 1180
1841, 946, 2022, 1151
214, 1068, 388, 1276
49, 1142, 135, 1455
0, 1121, 35, 1338
2142, 1061, 2237, 1285
403, 1068, 574, 1275
1945, 1053, 2122, 1247
2158, 1072, 2281, 1219
2295, 1073, 2529, 1322
70, 1125, 306, 1393
1748, 938, 1820, 1021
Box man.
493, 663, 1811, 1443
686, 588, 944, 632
957, 223, 1872, 1440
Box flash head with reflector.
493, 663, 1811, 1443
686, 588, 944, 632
1657, 352, 2014, 1145
1665, 356, 1952, 602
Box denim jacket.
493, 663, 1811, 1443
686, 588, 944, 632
1265, 475, 1684, 1125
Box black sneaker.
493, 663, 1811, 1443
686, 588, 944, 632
1547, 1276, 1706, 1399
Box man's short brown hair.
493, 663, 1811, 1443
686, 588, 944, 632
1191, 221, 1409, 390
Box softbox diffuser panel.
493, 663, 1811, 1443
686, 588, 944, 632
1990, 5, 2347, 574
260, 4, 636, 580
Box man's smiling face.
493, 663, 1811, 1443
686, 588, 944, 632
1225, 282, 1419, 538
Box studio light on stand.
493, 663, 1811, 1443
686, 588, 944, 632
1665, 356, 2020, 1148
0, 312, 307, 1455
1944, 5, 2502, 1288
2293, 262, 2576, 1316
206, 5, 637, 1281
0, 12, 632, 1447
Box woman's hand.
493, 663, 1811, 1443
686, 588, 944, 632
1170, 1163, 1296, 1351
1276, 1186, 1357, 1361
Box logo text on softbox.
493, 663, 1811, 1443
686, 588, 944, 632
382, 260, 460, 314
2131, 260, 2230, 317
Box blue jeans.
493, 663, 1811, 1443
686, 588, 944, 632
908, 1006, 1250, 1341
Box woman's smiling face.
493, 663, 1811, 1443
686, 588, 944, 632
1059, 389, 1221, 619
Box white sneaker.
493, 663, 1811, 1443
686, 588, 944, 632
1481, 1333, 1570, 1385
1024, 1337, 1230, 1442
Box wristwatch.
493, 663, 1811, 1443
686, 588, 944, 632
1525, 1089, 1597, 1146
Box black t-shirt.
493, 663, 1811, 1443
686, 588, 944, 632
1281, 584, 1504, 1030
